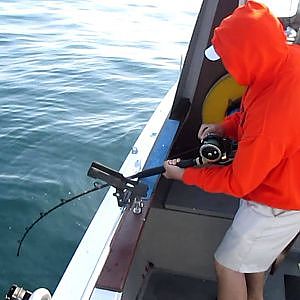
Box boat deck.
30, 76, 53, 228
138, 251, 300, 300
138, 269, 216, 300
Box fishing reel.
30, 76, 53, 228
199, 134, 237, 165
5, 285, 51, 300
5, 285, 32, 300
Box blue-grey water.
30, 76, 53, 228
0, 0, 200, 297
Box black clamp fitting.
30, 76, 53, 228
87, 161, 148, 214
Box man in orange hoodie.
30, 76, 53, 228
164, 1, 300, 300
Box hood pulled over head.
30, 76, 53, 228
212, 1, 288, 85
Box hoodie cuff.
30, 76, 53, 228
220, 112, 241, 140
221, 118, 235, 137
182, 167, 203, 186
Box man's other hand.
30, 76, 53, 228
198, 123, 224, 140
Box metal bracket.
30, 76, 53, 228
87, 161, 148, 214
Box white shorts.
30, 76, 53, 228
215, 199, 300, 273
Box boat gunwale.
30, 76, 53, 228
51, 84, 178, 300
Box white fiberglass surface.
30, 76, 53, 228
241, 0, 300, 17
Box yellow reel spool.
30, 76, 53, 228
202, 74, 246, 124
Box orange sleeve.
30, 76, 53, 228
182, 135, 284, 197
221, 112, 241, 140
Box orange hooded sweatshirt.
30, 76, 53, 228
182, 1, 300, 209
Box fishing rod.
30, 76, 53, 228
17, 134, 237, 256
86, 134, 237, 213
16, 182, 108, 256
16, 145, 201, 256
128, 157, 201, 179
129, 133, 237, 179
16, 158, 195, 257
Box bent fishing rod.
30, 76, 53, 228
16, 182, 108, 256
16, 155, 201, 256
17, 134, 236, 256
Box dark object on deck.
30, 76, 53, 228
270, 233, 300, 275
138, 269, 217, 300
284, 274, 300, 300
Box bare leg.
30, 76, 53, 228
215, 259, 247, 300
245, 272, 265, 300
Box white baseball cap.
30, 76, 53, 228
204, 45, 220, 61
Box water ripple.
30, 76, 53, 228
0, 0, 201, 296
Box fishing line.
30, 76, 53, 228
17, 181, 108, 257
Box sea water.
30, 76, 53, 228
0, 0, 200, 296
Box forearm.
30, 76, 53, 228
182, 135, 284, 197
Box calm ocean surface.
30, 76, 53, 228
0, 0, 200, 296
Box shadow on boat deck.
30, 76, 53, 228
138, 251, 300, 300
